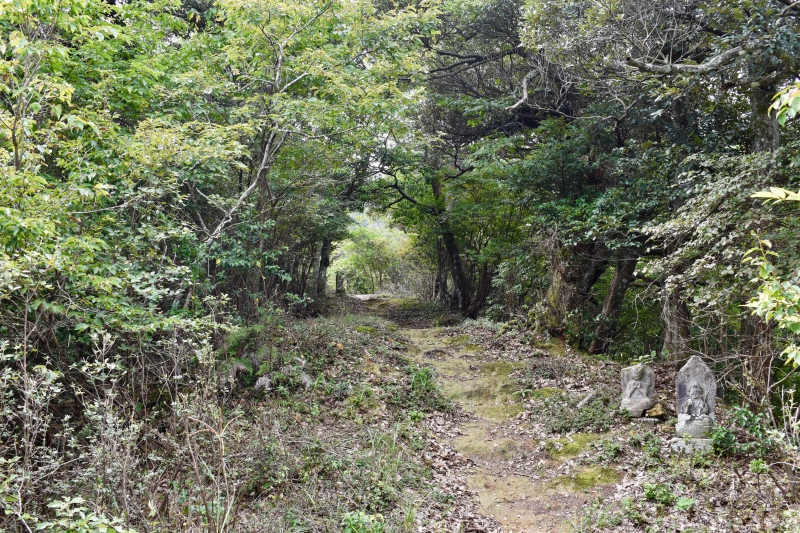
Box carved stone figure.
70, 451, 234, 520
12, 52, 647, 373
675, 356, 716, 439
620, 363, 655, 417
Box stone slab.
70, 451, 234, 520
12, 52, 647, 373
632, 417, 661, 424
670, 437, 712, 454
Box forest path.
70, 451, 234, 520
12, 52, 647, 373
398, 326, 583, 533
349, 294, 620, 532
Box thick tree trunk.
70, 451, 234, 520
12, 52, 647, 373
434, 238, 448, 302
431, 177, 471, 314
589, 256, 637, 354
316, 239, 331, 297
750, 85, 780, 153
567, 246, 607, 312
546, 243, 606, 335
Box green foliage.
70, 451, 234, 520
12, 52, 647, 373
0, 0, 439, 529
334, 213, 411, 294
674, 496, 697, 512
710, 425, 738, 456
643, 483, 676, 506
534, 385, 622, 434
384, 364, 451, 413
746, 235, 800, 367
772, 82, 800, 127
22, 498, 135, 533
341, 511, 386, 533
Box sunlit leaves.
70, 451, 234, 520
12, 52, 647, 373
771, 81, 800, 127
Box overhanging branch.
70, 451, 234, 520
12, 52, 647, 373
624, 45, 746, 74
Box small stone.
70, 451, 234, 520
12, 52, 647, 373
645, 403, 665, 418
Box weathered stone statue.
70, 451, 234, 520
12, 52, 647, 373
620, 363, 655, 417
672, 356, 716, 452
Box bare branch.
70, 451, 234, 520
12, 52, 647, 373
625, 45, 746, 74
506, 70, 535, 110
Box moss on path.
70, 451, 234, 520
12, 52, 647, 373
398, 326, 618, 533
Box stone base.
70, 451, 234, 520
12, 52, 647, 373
620, 400, 655, 418
670, 437, 712, 454
632, 417, 661, 424
675, 416, 713, 438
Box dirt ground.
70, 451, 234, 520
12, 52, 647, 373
354, 295, 790, 533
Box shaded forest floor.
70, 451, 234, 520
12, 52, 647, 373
237, 296, 790, 532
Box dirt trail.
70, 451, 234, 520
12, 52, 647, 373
400, 327, 604, 533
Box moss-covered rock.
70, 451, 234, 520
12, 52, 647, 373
549, 466, 620, 491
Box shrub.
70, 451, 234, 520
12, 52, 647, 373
341, 511, 386, 533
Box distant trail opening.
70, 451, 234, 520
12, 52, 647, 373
330, 210, 435, 298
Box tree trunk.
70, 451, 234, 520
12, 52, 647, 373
431, 177, 471, 314
741, 313, 774, 401
434, 238, 448, 302
335, 272, 345, 296
567, 244, 607, 313
441, 226, 471, 313
316, 239, 331, 297
750, 85, 780, 153
546, 243, 606, 335
661, 284, 690, 362
310, 241, 323, 297
589, 256, 637, 354
741, 84, 778, 393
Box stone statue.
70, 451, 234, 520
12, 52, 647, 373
675, 356, 716, 440
620, 363, 655, 417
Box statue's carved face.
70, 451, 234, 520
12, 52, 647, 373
688, 383, 704, 399
631, 365, 644, 380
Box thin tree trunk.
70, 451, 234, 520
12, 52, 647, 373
741, 85, 778, 392
589, 256, 637, 354
441, 226, 471, 313
662, 284, 691, 362
310, 241, 323, 297
335, 272, 345, 296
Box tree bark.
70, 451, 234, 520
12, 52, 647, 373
441, 225, 471, 313
310, 241, 323, 297
661, 284, 691, 362
750, 85, 780, 153
589, 256, 637, 354
335, 272, 345, 296
741, 84, 778, 394
431, 177, 472, 314
434, 237, 449, 301
741, 314, 773, 400
316, 239, 332, 297
546, 243, 606, 335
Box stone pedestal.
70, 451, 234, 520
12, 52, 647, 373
670, 437, 712, 454
675, 413, 713, 438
